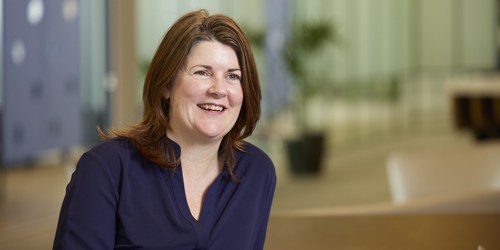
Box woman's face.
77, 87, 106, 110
165, 41, 243, 144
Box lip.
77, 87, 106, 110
197, 103, 227, 112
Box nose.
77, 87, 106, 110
208, 75, 228, 98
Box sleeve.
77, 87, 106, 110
253, 170, 277, 250
53, 151, 120, 250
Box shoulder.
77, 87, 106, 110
86, 137, 139, 164
77, 137, 140, 180
238, 141, 272, 162
89, 137, 135, 155
234, 141, 276, 177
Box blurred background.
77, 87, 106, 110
1, 0, 500, 249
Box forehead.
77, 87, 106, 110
185, 41, 240, 67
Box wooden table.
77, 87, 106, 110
265, 213, 500, 250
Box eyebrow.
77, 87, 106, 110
191, 65, 241, 72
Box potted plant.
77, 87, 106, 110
284, 21, 336, 173
245, 20, 337, 173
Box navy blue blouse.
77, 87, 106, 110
53, 137, 276, 249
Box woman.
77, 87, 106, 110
53, 9, 276, 249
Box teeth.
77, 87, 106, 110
199, 104, 223, 112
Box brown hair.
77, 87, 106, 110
100, 9, 261, 181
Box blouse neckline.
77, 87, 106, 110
163, 137, 226, 249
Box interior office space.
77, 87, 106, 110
1, 0, 500, 249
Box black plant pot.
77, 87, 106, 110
286, 133, 325, 174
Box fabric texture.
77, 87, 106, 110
53, 137, 276, 250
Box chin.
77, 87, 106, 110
196, 122, 235, 141
198, 128, 228, 140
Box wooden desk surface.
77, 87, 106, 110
265, 213, 500, 250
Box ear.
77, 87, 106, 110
162, 87, 170, 100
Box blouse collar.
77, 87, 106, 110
166, 137, 182, 160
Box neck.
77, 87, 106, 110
167, 131, 223, 174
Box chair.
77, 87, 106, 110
386, 142, 500, 203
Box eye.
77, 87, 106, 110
227, 74, 240, 80
194, 71, 208, 76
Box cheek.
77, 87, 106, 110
186, 81, 211, 99
229, 86, 244, 108
172, 87, 204, 110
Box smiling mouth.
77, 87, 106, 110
198, 104, 225, 112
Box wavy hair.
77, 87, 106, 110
100, 9, 261, 182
